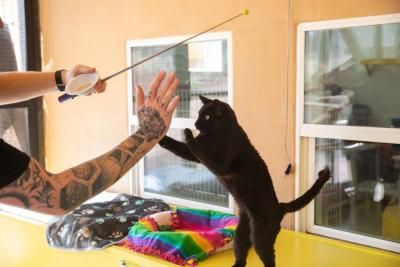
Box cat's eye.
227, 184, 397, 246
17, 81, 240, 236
205, 115, 210, 120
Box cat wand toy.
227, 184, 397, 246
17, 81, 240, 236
58, 9, 250, 103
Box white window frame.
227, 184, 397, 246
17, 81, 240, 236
295, 13, 400, 253
126, 32, 234, 213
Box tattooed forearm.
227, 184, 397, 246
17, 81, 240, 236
0, 159, 55, 210
0, 129, 157, 215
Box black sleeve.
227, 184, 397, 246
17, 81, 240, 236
0, 139, 30, 189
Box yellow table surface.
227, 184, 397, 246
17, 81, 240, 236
0, 214, 399, 267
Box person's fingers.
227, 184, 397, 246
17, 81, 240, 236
73, 65, 96, 77
99, 83, 107, 93
147, 71, 165, 102
166, 95, 180, 115
93, 81, 106, 93
135, 85, 145, 112
161, 78, 179, 109
157, 72, 176, 103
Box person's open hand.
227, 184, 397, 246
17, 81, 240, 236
62, 64, 107, 94
135, 71, 180, 142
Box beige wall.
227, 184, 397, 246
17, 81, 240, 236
39, 0, 400, 229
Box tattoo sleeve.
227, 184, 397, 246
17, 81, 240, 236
0, 106, 166, 215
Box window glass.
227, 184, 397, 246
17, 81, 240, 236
144, 128, 229, 207
0, 0, 36, 156
314, 137, 400, 244
0, 0, 27, 71
131, 39, 228, 119
0, 107, 29, 153
304, 23, 400, 127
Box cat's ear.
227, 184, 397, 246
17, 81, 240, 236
199, 95, 212, 104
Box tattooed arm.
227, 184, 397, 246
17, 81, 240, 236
0, 71, 179, 215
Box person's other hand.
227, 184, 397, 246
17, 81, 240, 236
0, 17, 4, 29
135, 71, 180, 142
62, 64, 107, 94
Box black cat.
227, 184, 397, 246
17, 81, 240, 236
159, 95, 331, 267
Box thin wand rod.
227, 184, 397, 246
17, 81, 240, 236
101, 12, 244, 82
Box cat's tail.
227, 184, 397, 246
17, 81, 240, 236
280, 168, 331, 213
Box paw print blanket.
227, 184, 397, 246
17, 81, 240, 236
46, 194, 170, 250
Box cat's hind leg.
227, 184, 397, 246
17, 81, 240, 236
232, 211, 252, 267
250, 221, 280, 267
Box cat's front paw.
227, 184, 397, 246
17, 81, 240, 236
318, 167, 331, 182
184, 128, 194, 142
159, 136, 170, 148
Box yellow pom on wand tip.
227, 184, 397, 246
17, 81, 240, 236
243, 9, 250, 15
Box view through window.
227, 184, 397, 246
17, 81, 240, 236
128, 33, 232, 210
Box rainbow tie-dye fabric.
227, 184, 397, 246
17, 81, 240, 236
120, 207, 239, 266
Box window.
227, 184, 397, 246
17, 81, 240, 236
0, 0, 44, 221
127, 32, 233, 212
296, 14, 400, 252
0, 0, 43, 161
